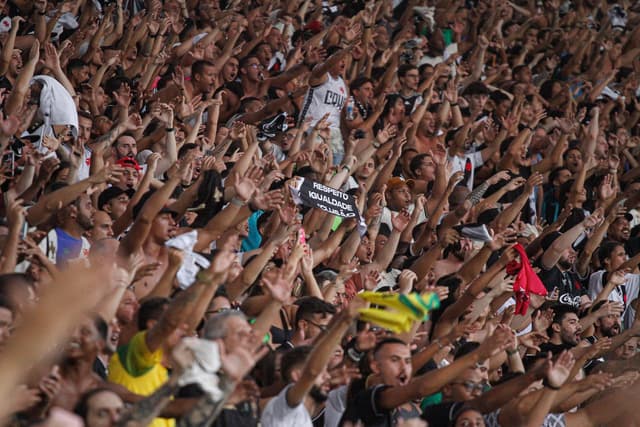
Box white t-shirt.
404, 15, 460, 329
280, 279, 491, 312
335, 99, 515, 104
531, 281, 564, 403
324, 385, 347, 427
588, 269, 639, 328
59, 144, 92, 182
261, 384, 312, 427
448, 150, 484, 191
299, 73, 347, 129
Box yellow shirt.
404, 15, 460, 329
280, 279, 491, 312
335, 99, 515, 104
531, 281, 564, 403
108, 331, 175, 427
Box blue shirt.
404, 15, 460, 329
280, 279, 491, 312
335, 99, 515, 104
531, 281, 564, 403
55, 228, 82, 265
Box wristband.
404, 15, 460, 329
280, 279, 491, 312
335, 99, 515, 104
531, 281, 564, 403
506, 348, 518, 356
165, 127, 175, 132
342, 165, 351, 173
230, 197, 247, 207
196, 271, 214, 283
526, 125, 535, 131
450, 102, 458, 107
542, 378, 561, 390
149, 33, 159, 38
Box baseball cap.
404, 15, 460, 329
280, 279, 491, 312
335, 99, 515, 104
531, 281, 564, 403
387, 177, 414, 190
98, 187, 134, 210
116, 156, 141, 171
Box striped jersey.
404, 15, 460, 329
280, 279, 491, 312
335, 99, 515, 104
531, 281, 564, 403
299, 73, 347, 128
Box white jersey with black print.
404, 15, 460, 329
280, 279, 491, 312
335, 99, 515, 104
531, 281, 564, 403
299, 73, 347, 128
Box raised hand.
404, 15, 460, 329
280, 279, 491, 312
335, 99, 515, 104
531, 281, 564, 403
391, 209, 412, 232
262, 269, 293, 304
0, 111, 20, 137
397, 269, 418, 294
546, 350, 575, 389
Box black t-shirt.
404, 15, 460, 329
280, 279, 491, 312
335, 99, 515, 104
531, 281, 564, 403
539, 341, 574, 355
421, 401, 465, 426
399, 93, 422, 115
339, 384, 421, 427
536, 262, 586, 309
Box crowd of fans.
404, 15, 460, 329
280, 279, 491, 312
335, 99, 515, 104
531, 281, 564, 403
1, 0, 640, 425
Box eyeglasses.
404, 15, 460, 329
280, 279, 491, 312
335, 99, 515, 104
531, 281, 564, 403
249, 63, 265, 70
306, 320, 328, 332
452, 381, 487, 393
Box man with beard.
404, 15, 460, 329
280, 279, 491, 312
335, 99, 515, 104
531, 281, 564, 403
280, 297, 336, 349
540, 306, 583, 354
38, 193, 94, 265
260, 299, 364, 427
340, 327, 517, 426
112, 134, 137, 162
537, 212, 602, 309
583, 300, 640, 368
606, 213, 640, 257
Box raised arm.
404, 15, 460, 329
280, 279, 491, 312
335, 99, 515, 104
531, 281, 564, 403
377, 326, 511, 409
286, 299, 363, 406
145, 250, 235, 352
4, 40, 39, 115
540, 209, 602, 270
118, 164, 183, 257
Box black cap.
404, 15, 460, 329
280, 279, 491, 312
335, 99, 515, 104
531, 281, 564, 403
98, 187, 134, 210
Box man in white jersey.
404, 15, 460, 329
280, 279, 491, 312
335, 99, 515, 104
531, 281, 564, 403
299, 26, 362, 165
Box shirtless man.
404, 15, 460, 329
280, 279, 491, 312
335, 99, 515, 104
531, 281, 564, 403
432, 237, 474, 280
117, 162, 186, 299
51, 316, 107, 410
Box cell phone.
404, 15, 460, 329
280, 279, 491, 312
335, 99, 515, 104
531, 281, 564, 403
3, 151, 14, 177
298, 228, 306, 245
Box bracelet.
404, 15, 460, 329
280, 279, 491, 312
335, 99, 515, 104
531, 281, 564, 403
450, 102, 458, 107
506, 348, 518, 356
372, 140, 381, 149
542, 378, 561, 390
165, 127, 175, 132
37, 11, 46, 15
149, 33, 158, 38
342, 165, 351, 173
364, 25, 372, 29
526, 125, 535, 131
230, 197, 247, 207
196, 271, 214, 283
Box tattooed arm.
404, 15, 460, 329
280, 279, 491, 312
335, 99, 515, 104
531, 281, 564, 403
177, 379, 235, 427
116, 376, 181, 427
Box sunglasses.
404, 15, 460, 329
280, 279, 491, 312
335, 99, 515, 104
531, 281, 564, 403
452, 381, 487, 393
